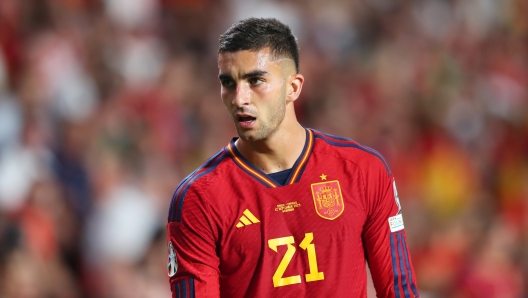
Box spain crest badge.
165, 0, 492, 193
311, 180, 345, 220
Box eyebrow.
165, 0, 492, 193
218, 70, 269, 81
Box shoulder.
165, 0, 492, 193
310, 129, 391, 177
167, 148, 232, 223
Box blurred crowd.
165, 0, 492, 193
0, 0, 527, 297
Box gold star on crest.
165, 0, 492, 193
320, 174, 327, 180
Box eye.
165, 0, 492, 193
221, 79, 235, 88
249, 77, 264, 85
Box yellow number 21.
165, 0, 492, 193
267, 232, 325, 287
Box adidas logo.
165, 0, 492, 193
236, 209, 260, 228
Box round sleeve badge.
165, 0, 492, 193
167, 241, 178, 277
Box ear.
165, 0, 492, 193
286, 74, 304, 103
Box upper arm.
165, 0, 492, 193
167, 185, 220, 298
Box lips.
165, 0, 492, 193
236, 114, 256, 128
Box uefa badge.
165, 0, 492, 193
393, 180, 402, 214
167, 241, 177, 277
310, 180, 345, 220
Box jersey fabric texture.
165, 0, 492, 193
166, 128, 419, 298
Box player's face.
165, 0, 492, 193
218, 48, 290, 142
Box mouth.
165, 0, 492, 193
236, 114, 257, 129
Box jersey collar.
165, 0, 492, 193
226, 128, 315, 188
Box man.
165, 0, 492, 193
167, 18, 419, 298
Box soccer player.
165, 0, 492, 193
167, 18, 419, 298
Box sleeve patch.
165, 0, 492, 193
168, 241, 178, 277
388, 214, 405, 232
393, 180, 402, 215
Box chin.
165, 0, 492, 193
237, 132, 257, 142
236, 129, 263, 142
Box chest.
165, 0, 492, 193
211, 166, 368, 275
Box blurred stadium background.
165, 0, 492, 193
0, 0, 527, 297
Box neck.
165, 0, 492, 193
235, 122, 306, 174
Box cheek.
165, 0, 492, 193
254, 82, 278, 100
259, 83, 271, 95
262, 82, 285, 103
262, 81, 278, 95
221, 89, 231, 105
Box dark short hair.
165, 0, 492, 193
219, 18, 300, 73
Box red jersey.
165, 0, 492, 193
166, 128, 419, 298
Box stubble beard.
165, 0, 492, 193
236, 85, 287, 142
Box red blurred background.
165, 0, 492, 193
0, 0, 527, 297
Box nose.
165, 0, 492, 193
233, 83, 251, 107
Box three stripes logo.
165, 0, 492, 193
236, 209, 260, 228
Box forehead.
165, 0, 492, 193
218, 48, 280, 74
